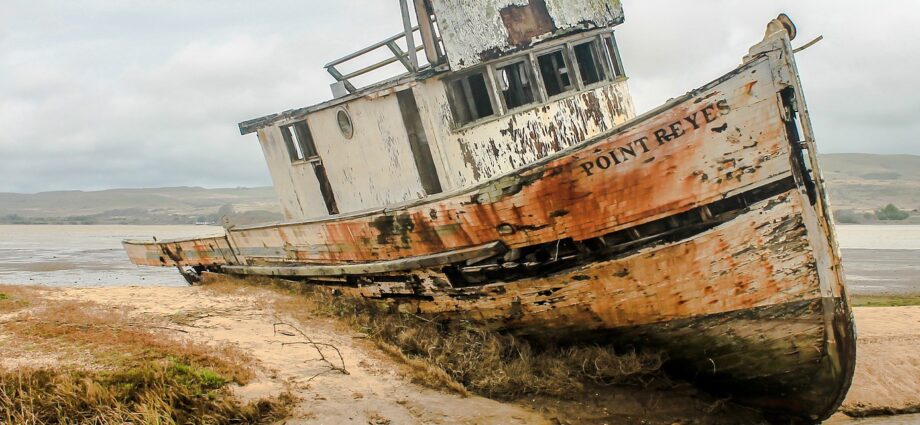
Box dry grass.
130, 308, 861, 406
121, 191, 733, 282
0, 363, 294, 425
0, 285, 43, 314
0, 285, 292, 425
852, 295, 920, 308
203, 274, 665, 400
5, 300, 254, 385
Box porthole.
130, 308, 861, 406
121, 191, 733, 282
336, 109, 354, 139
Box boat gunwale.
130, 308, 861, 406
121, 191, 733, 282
122, 234, 228, 246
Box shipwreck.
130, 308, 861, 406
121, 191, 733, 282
125, 1, 855, 422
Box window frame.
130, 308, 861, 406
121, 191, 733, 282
445, 69, 500, 127
280, 120, 319, 164
570, 38, 610, 89
602, 32, 626, 80
442, 28, 625, 131
492, 57, 540, 113
535, 47, 577, 100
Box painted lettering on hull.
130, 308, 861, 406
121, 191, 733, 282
579, 100, 732, 177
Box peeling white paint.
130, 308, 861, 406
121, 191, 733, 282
544, 0, 623, 28
429, 0, 525, 69
415, 79, 635, 188
430, 0, 624, 70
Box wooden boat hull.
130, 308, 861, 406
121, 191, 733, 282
124, 20, 855, 422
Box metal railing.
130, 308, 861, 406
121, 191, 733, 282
324, 0, 443, 95
324, 26, 427, 94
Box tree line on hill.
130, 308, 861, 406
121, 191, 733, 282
834, 204, 916, 224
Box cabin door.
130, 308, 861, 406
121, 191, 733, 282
397, 89, 443, 195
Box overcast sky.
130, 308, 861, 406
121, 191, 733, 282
2, 1, 918, 193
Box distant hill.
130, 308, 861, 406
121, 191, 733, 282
0, 187, 282, 225
819, 154, 920, 212
0, 154, 916, 225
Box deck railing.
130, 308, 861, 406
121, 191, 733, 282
324, 0, 443, 95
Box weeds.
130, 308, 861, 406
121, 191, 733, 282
5, 300, 254, 385
852, 295, 920, 308
0, 285, 39, 314
339, 298, 664, 399
204, 275, 665, 400
0, 285, 292, 425
0, 361, 292, 425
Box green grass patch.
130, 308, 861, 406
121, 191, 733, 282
852, 295, 920, 307
0, 285, 293, 424
0, 360, 291, 424
0, 293, 7, 301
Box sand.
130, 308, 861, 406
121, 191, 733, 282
48, 285, 549, 425
5, 282, 918, 424
837, 306, 920, 416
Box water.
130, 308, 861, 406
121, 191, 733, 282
836, 225, 920, 295
0, 225, 223, 286
836, 225, 920, 250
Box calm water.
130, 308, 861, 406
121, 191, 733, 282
0, 225, 222, 286
0, 224, 918, 292
836, 225, 920, 250
836, 225, 920, 295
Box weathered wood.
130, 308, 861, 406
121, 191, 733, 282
222, 241, 506, 277
123, 235, 234, 267
430, 0, 625, 71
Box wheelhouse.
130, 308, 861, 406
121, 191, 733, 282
239, 0, 635, 221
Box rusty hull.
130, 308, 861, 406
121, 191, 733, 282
123, 18, 854, 422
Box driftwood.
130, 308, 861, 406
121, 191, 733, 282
272, 321, 349, 379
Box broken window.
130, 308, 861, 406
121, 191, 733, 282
573, 40, 607, 86
496, 60, 536, 110
604, 34, 626, 78
537, 50, 574, 97
447, 71, 495, 125
281, 121, 318, 162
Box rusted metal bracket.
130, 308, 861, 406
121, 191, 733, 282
793, 35, 824, 54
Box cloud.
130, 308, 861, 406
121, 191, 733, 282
1, 1, 918, 193
618, 1, 920, 156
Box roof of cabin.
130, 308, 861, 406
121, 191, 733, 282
238, 0, 625, 136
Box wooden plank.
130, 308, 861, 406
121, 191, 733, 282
222, 241, 506, 277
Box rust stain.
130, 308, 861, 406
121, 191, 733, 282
499, 0, 557, 47
183, 61, 788, 266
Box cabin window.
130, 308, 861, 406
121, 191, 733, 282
537, 50, 574, 97
604, 34, 626, 78
573, 40, 607, 86
496, 60, 536, 110
336, 109, 354, 139
281, 121, 318, 162
447, 72, 495, 125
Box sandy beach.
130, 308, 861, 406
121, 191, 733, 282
2, 283, 548, 424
